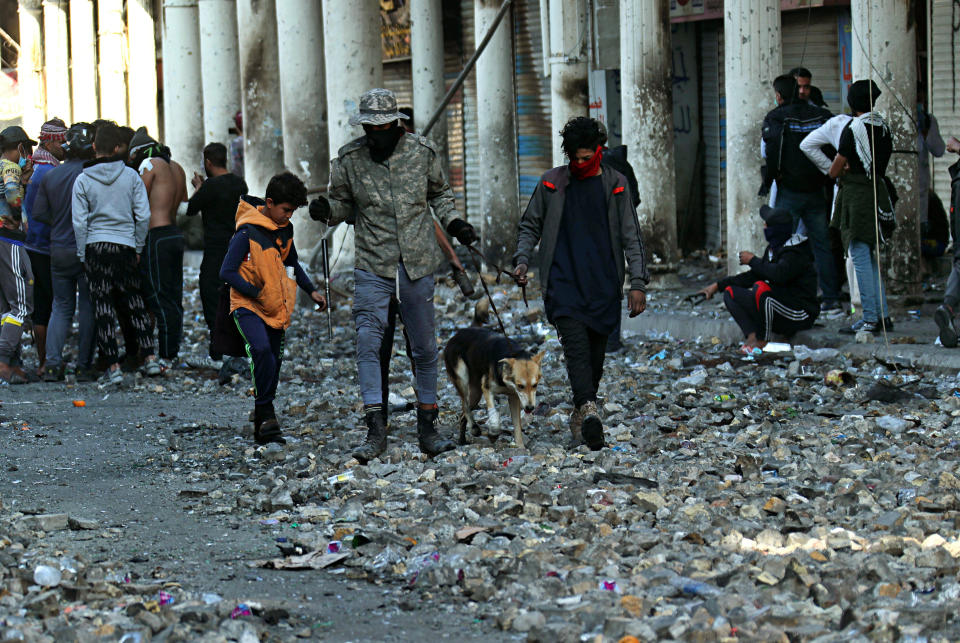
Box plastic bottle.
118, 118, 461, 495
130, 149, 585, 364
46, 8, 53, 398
118, 633, 143, 643
33, 565, 61, 587
669, 575, 722, 597
327, 470, 355, 485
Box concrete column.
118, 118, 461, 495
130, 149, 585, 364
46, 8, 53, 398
475, 0, 519, 265
162, 0, 203, 173
723, 0, 780, 274
69, 0, 98, 121
198, 0, 241, 145
852, 0, 919, 295
42, 0, 70, 121
18, 0, 44, 136
127, 0, 160, 135
97, 0, 128, 124
236, 0, 284, 197
322, 0, 381, 268
548, 0, 588, 166
621, 0, 677, 265
411, 0, 446, 153
276, 0, 327, 258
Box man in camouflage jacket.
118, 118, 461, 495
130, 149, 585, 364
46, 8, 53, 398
310, 88, 478, 462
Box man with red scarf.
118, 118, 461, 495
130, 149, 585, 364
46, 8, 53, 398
513, 117, 648, 451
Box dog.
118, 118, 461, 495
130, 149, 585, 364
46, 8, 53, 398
443, 327, 543, 448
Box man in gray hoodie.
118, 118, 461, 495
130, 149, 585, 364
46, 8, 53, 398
72, 123, 159, 383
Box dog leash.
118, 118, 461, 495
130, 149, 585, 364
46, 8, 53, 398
463, 243, 533, 336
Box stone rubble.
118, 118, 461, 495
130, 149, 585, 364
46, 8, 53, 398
3, 262, 960, 641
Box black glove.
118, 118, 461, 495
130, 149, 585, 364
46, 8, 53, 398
446, 218, 478, 245
309, 196, 331, 223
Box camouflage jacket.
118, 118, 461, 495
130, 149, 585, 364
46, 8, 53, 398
328, 133, 458, 281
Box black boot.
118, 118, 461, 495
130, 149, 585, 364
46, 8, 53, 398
253, 403, 285, 445
417, 406, 455, 457
353, 408, 388, 464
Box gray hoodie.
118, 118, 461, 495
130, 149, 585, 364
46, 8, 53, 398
72, 159, 150, 262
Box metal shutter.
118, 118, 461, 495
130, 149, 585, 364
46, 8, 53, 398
930, 0, 959, 213
702, 21, 725, 250
459, 0, 480, 224
383, 61, 413, 113
782, 8, 842, 110
514, 0, 551, 206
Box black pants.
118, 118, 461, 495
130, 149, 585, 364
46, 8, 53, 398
380, 296, 415, 405
234, 308, 284, 407
722, 283, 812, 341
141, 225, 185, 359
27, 250, 52, 326
555, 316, 607, 408
200, 245, 228, 358
86, 243, 154, 365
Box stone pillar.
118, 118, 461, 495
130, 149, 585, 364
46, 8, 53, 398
723, 0, 780, 274
621, 0, 677, 265
162, 0, 203, 173
276, 0, 327, 257
322, 0, 381, 268
852, 0, 919, 295
127, 0, 160, 135
18, 0, 44, 136
97, 0, 128, 124
475, 0, 519, 265
69, 0, 98, 121
42, 0, 70, 122
411, 0, 446, 153
548, 0, 588, 167
236, 0, 284, 197
198, 0, 241, 145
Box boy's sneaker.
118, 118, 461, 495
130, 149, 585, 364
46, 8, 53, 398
75, 367, 99, 382
936, 305, 958, 348
43, 364, 65, 382
821, 301, 845, 319
840, 319, 877, 335
143, 358, 163, 377
101, 366, 123, 386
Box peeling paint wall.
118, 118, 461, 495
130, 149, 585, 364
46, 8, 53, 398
723, 0, 781, 275
198, 0, 241, 147
162, 0, 203, 172
237, 0, 284, 197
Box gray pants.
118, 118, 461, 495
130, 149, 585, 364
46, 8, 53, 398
946, 205, 960, 309
46, 247, 94, 369
353, 265, 437, 406
0, 240, 33, 364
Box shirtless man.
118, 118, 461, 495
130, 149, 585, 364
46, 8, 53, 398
127, 127, 187, 363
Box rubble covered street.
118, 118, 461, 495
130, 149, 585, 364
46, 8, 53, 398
4, 262, 960, 642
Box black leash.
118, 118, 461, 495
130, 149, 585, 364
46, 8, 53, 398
463, 244, 528, 336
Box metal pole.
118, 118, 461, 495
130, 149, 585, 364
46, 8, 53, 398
421, 0, 513, 137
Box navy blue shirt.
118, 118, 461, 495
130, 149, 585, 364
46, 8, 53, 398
30, 158, 85, 250
545, 175, 621, 334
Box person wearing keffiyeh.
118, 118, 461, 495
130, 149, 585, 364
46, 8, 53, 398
23, 118, 67, 376
828, 80, 894, 336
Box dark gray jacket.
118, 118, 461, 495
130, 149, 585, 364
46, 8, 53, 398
513, 165, 649, 294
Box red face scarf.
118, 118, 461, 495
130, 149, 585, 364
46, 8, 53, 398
569, 146, 603, 180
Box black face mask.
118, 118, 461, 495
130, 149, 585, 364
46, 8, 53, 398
364, 123, 404, 163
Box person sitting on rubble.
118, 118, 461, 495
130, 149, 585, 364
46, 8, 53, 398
697, 205, 819, 353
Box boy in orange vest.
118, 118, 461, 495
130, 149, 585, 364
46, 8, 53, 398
220, 172, 326, 444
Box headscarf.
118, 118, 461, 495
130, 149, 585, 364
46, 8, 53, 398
39, 118, 67, 144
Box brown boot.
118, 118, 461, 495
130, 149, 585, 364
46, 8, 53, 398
580, 401, 605, 451
566, 406, 584, 450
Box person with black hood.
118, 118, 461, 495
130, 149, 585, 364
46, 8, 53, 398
698, 205, 819, 352
829, 79, 893, 336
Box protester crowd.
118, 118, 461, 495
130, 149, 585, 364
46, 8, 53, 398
8, 69, 960, 456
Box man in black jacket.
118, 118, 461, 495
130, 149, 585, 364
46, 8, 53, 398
699, 206, 819, 351
513, 117, 648, 450
762, 74, 838, 315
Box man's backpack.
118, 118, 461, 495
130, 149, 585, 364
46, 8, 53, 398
763, 105, 831, 193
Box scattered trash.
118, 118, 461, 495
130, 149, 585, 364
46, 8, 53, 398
230, 604, 252, 619
72, 400, 86, 407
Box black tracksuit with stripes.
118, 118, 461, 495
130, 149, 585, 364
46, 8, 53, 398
717, 235, 820, 341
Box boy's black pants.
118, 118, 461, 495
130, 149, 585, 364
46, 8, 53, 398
555, 316, 607, 408
234, 308, 284, 408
